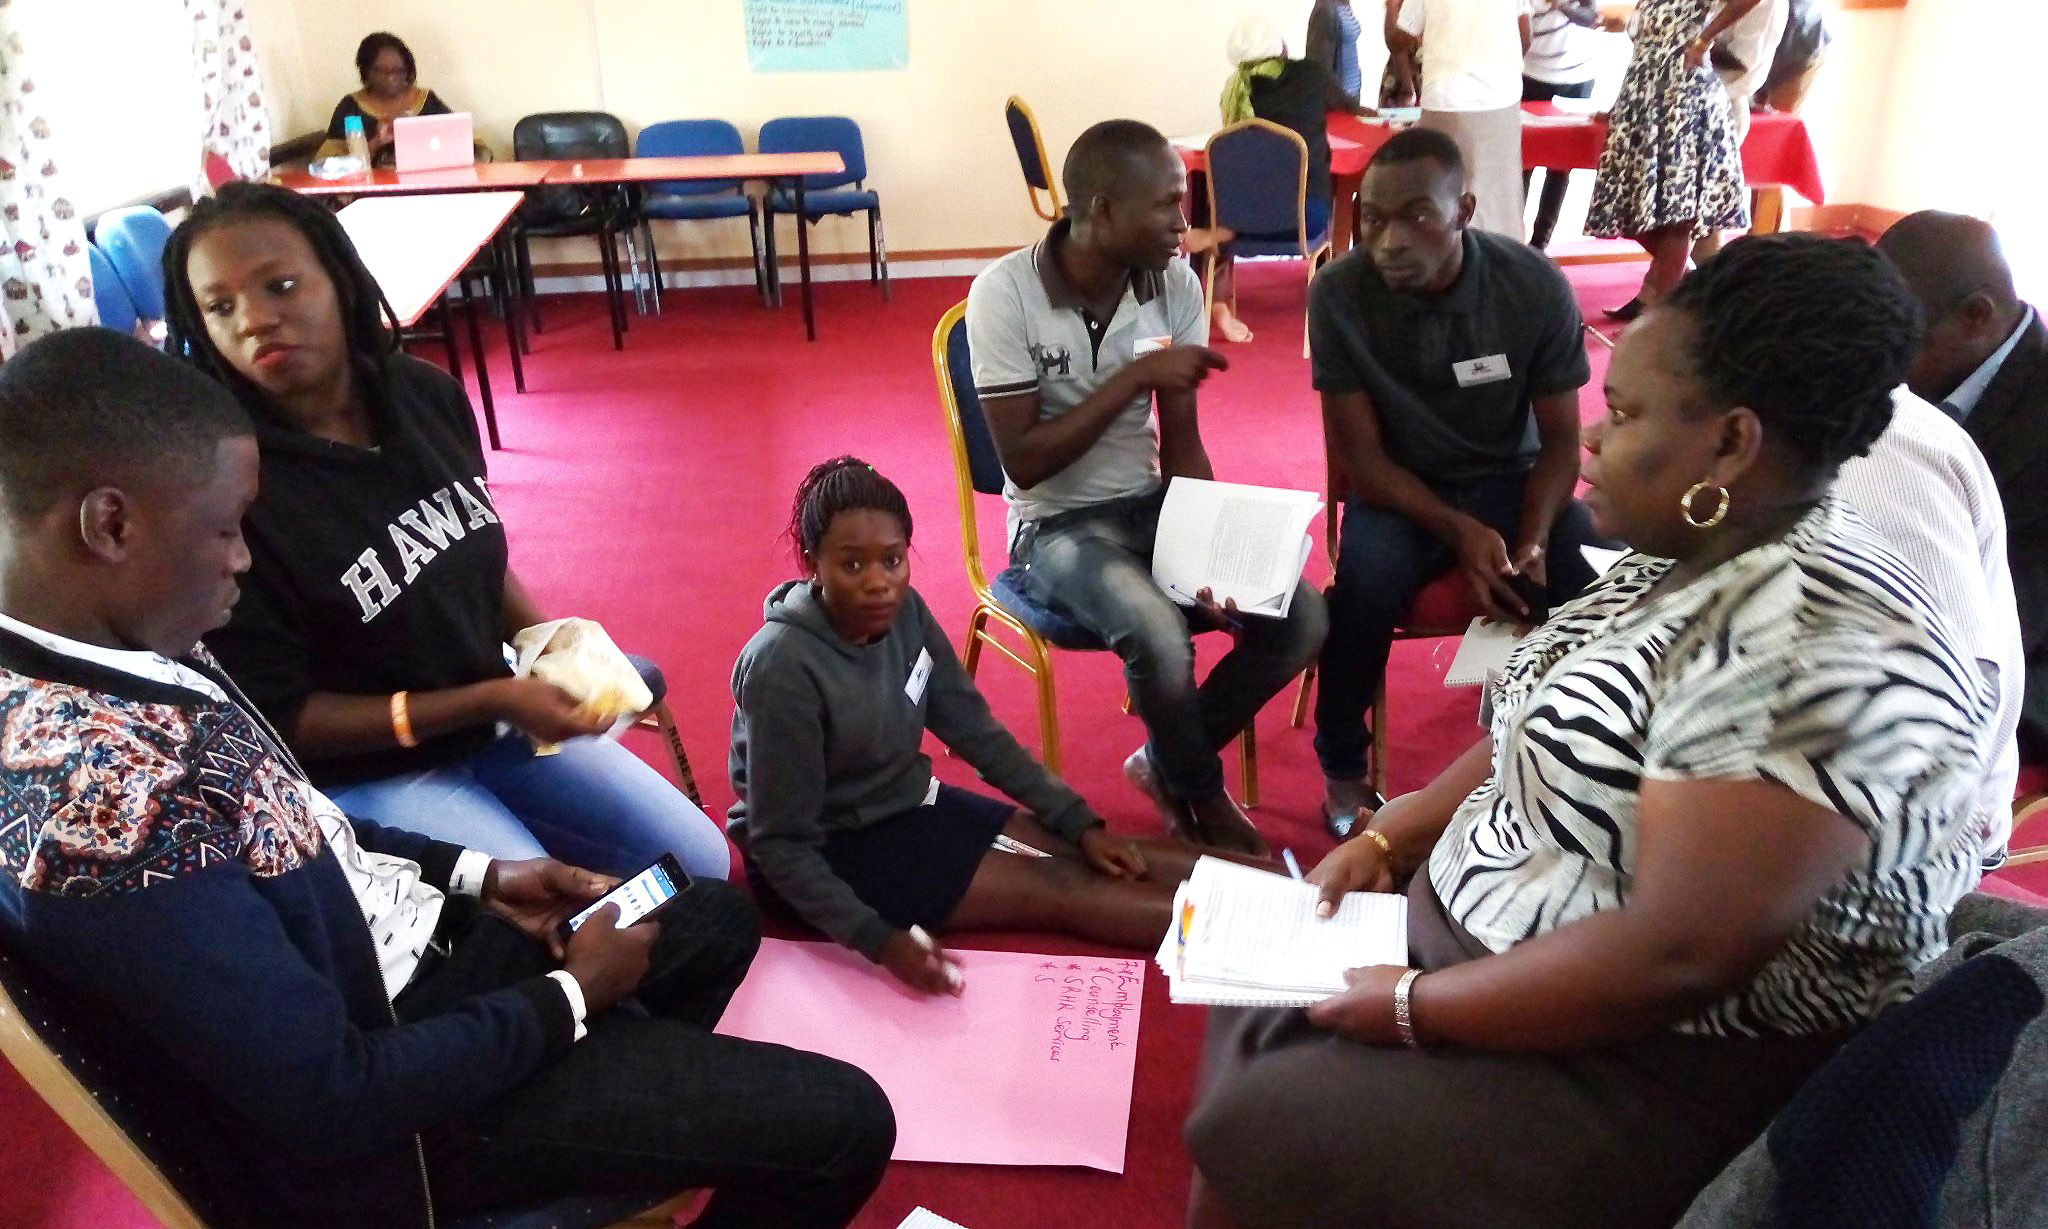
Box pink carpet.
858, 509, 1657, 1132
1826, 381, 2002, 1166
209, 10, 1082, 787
5, 258, 2042, 1228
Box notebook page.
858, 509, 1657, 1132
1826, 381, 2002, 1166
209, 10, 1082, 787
1180, 858, 1406, 992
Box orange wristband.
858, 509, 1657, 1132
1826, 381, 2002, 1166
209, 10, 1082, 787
390, 690, 418, 749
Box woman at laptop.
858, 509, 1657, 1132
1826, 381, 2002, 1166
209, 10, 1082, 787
316, 32, 463, 166
159, 182, 732, 883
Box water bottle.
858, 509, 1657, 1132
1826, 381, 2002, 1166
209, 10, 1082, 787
344, 114, 371, 168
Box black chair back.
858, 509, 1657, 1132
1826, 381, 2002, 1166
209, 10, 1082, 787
514, 111, 631, 226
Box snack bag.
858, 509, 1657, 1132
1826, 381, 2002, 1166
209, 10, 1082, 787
509, 618, 653, 753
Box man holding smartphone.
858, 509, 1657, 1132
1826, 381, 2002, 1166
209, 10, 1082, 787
0, 331, 894, 1229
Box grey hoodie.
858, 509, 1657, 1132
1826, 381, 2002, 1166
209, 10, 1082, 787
728, 581, 1100, 959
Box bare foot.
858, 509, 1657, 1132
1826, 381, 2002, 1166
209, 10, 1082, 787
1182, 226, 1236, 256
1211, 303, 1254, 344
1187, 792, 1269, 857
1124, 749, 1194, 839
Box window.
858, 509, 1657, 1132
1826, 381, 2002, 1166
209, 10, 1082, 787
19, 0, 202, 215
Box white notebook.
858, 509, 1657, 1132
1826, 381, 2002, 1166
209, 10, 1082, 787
1150, 477, 1322, 619
1155, 857, 1408, 1007
898, 1210, 970, 1229
1443, 617, 1524, 687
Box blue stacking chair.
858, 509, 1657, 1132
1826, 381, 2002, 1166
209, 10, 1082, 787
1203, 119, 1333, 356
93, 206, 174, 322
0, 943, 692, 1229
930, 302, 1259, 803
759, 116, 888, 301
88, 244, 140, 337
635, 119, 770, 309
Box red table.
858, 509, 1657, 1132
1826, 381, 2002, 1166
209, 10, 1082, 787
539, 154, 845, 340
281, 153, 849, 342
273, 162, 552, 196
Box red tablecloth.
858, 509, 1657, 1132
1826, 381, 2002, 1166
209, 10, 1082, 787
1183, 103, 1824, 205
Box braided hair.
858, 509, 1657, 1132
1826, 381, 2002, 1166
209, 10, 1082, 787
161, 181, 399, 411
787, 456, 913, 563
1660, 232, 1923, 477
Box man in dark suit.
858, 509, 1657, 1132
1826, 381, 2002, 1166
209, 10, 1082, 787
1880, 212, 2048, 753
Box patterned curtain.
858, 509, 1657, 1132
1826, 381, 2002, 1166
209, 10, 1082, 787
0, 1, 97, 357
187, 0, 270, 191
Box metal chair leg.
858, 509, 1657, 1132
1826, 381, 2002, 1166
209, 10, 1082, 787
1030, 635, 1062, 775
597, 233, 625, 351
748, 201, 771, 307
872, 206, 890, 301
643, 700, 702, 807
643, 218, 664, 315
622, 225, 648, 317
962, 608, 989, 680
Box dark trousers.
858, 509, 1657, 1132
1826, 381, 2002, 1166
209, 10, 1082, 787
399, 881, 895, 1229
1521, 76, 1595, 249
1312, 473, 1598, 779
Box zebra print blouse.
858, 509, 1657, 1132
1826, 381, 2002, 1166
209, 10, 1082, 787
1428, 497, 1996, 1038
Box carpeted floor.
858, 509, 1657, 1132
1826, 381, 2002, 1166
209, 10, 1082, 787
6, 258, 2044, 1229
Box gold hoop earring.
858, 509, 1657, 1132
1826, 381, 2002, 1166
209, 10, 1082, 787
1681, 481, 1730, 530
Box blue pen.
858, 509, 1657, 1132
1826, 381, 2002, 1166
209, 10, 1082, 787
1282, 848, 1304, 881
1167, 583, 1245, 631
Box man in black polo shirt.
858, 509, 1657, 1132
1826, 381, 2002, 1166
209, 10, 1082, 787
1310, 127, 1597, 833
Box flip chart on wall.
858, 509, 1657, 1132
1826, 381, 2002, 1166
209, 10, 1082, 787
714, 939, 1144, 1171
744, 0, 908, 72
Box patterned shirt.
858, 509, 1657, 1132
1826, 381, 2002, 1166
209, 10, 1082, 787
1429, 497, 1994, 1037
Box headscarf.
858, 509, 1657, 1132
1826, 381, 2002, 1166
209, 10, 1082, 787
1220, 17, 1288, 125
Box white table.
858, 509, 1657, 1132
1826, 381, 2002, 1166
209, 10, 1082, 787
338, 191, 524, 448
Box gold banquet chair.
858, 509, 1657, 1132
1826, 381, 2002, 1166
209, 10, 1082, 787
1003, 95, 1064, 222
932, 301, 1260, 804
2010, 790, 2048, 868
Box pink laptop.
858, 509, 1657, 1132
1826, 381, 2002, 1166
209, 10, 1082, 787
393, 112, 474, 173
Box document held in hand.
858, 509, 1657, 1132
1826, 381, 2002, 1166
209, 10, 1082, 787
1150, 477, 1322, 619
1155, 857, 1408, 1007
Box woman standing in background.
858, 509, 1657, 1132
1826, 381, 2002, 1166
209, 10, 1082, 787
1585, 0, 1763, 318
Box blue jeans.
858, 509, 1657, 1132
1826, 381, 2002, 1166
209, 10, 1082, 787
327, 730, 732, 880
1014, 491, 1328, 800
1312, 474, 1599, 779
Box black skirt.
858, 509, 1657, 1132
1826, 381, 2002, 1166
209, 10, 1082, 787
753, 785, 1017, 932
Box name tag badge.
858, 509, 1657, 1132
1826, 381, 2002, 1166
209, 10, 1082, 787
905, 647, 934, 705
1133, 335, 1173, 357
1453, 354, 1513, 388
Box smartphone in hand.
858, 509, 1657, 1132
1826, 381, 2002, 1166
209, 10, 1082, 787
558, 853, 691, 941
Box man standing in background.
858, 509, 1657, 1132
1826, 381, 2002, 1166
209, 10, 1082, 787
1520, 0, 1601, 250
1395, 0, 1533, 238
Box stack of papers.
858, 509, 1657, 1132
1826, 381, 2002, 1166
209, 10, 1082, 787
1151, 477, 1322, 619
1154, 857, 1408, 1007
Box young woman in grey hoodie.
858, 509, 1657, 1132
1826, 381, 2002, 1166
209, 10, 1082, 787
729, 458, 1259, 995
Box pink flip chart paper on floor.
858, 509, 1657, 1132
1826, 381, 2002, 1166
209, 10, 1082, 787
714, 939, 1144, 1172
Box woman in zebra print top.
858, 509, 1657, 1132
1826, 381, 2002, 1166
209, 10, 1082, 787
1187, 234, 1999, 1229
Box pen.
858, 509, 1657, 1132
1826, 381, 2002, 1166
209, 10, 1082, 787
1282, 848, 1303, 881
1167, 583, 1245, 630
